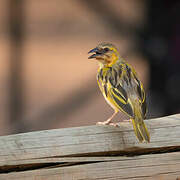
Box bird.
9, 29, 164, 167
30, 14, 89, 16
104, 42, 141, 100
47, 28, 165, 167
88, 42, 150, 143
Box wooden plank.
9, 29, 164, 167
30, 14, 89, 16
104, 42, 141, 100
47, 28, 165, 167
0, 114, 180, 167
1, 151, 180, 179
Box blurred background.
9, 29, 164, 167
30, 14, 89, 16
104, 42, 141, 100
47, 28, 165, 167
0, 0, 179, 135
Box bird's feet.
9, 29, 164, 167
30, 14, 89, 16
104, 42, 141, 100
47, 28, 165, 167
122, 119, 131, 122
96, 118, 129, 127
109, 122, 119, 127
96, 111, 119, 127
96, 120, 119, 127
96, 118, 112, 125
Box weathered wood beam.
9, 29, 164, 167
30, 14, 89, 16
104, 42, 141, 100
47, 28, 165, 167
0, 114, 180, 179
1, 151, 180, 179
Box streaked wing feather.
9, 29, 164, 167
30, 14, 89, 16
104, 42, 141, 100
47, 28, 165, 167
141, 98, 147, 119
110, 87, 134, 117
107, 66, 134, 117
132, 71, 147, 118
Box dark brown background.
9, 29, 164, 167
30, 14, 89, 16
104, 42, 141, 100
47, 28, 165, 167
0, 0, 179, 135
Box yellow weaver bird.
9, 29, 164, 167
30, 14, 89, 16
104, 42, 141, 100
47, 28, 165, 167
88, 42, 150, 143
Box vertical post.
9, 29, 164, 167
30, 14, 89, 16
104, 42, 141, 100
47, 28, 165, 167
8, 0, 25, 132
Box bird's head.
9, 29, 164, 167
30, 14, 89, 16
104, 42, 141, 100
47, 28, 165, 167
88, 42, 119, 66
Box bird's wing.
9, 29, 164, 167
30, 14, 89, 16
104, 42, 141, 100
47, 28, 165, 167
131, 70, 147, 119
97, 64, 147, 119
107, 65, 134, 117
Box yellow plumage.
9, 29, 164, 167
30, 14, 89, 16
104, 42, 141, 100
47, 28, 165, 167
88, 42, 150, 143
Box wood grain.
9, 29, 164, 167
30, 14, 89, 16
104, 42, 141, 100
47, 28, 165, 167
0, 114, 180, 179
1, 152, 180, 179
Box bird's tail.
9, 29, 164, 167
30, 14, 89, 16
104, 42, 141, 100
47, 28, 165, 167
131, 118, 150, 143
131, 101, 150, 143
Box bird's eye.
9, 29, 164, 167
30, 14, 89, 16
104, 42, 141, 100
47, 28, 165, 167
104, 48, 109, 52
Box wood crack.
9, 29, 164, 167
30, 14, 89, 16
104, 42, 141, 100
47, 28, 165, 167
0, 161, 103, 174
1, 146, 180, 174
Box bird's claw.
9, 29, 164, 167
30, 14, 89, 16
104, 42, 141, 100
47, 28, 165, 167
96, 121, 119, 127
96, 121, 108, 125
123, 119, 131, 122
109, 123, 119, 127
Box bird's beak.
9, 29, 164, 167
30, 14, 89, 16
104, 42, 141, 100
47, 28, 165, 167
88, 47, 102, 59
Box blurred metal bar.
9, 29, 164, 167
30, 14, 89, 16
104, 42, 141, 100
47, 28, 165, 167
8, 0, 25, 132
